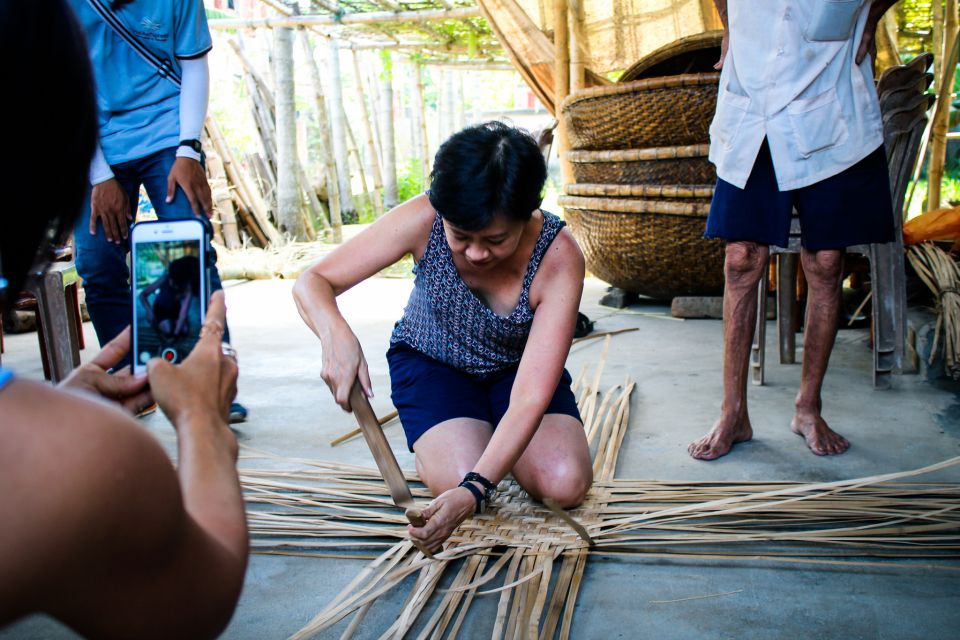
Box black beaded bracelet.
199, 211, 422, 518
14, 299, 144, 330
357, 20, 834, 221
458, 480, 485, 514
463, 472, 497, 501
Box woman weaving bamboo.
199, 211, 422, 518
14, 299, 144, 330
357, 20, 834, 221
294, 122, 593, 552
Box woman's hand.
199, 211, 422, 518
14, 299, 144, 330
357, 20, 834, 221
320, 323, 372, 412
407, 487, 477, 553
148, 291, 238, 430
60, 327, 153, 414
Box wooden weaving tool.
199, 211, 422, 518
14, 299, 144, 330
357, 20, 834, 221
349, 382, 427, 529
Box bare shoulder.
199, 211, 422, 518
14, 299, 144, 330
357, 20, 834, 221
384, 193, 437, 260
529, 224, 585, 309
538, 225, 586, 281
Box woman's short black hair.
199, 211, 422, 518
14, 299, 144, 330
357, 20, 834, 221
0, 0, 97, 312
428, 121, 547, 231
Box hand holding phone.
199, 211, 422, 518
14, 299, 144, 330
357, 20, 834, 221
130, 220, 210, 375
60, 327, 154, 414
147, 291, 238, 427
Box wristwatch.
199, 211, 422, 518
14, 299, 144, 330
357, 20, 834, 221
179, 139, 203, 154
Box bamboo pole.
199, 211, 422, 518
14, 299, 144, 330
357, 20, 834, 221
274, 24, 306, 239
327, 38, 356, 221
206, 118, 281, 245
366, 63, 385, 174
299, 29, 343, 243
934, 0, 945, 93
202, 135, 241, 249
380, 50, 399, 209
351, 49, 385, 217
569, 0, 587, 92
554, 0, 572, 185
230, 39, 279, 176
345, 120, 374, 221
455, 73, 466, 131
208, 7, 482, 30
298, 162, 332, 237
928, 0, 959, 212
414, 62, 431, 188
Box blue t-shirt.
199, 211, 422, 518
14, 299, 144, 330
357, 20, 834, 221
68, 0, 212, 164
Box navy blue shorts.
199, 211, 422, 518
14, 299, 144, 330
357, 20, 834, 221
386, 343, 582, 451
705, 139, 895, 250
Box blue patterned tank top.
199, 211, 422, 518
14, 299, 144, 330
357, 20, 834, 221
391, 210, 566, 377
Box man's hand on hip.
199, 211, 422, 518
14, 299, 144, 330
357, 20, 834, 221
167, 156, 214, 218
90, 178, 132, 243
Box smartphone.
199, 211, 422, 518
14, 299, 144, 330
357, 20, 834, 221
130, 219, 209, 375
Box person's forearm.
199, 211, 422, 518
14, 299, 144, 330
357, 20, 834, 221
177, 56, 209, 161
713, 0, 727, 28
471, 393, 554, 485
89, 141, 114, 185
175, 414, 247, 562
293, 271, 351, 345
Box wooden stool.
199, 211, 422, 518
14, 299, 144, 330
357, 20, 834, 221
14, 262, 84, 382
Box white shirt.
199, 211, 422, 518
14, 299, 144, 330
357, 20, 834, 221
708, 0, 883, 191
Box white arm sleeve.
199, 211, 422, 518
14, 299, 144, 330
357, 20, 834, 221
175, 56, 210, 161
89, 141, 114, 185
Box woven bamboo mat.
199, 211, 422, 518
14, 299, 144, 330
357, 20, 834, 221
240, 337, 960, 639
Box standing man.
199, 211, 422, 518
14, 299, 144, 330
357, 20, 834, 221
68, 0, 247, 421
689, 0, 897, 460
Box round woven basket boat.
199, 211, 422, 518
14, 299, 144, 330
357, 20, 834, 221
559, 194, 725, 299
567, 144, 716, 185
619, 31, 724, 83
561, 73, 720, 151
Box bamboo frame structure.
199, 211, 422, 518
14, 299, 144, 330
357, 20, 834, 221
240, 336, 960, 639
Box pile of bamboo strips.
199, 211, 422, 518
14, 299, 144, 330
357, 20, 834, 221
239, 335, 960, 639
908, 242, 960, 379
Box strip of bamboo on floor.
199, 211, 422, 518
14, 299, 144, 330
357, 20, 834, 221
240, 336, 960, 639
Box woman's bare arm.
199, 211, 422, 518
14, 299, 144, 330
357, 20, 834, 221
0, 293, 246, 640
293, 194, 435, 409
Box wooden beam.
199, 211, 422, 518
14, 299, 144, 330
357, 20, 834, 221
421, 60, 513, 70
554, 0, 571, 184
208, 7, 483, 29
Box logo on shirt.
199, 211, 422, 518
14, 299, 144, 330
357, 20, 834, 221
135, 16, 168, 42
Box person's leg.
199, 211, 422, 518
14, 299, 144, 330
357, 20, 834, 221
689, 241, 769, 460
73, 170, 140, 348
511, 414, 592, 508
413, 419, 494, 495
791, 248, 849, 455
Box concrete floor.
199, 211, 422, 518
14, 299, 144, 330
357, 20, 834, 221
2, 276, 959, 639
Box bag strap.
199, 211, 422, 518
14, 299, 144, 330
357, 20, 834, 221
84, 0, 182, 87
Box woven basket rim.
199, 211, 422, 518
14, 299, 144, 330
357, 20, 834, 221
561, 72, 720, 112
558, 194, 711, 218
564, 183, 715, 198
566, 144, 711, 162
619, 31, 725, 83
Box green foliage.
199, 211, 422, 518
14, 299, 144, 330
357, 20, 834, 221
397, 158, 426, 203
379, 50, 393, 82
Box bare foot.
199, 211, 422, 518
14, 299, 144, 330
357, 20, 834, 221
688, 414, 753, 460
790, 412, 849, 456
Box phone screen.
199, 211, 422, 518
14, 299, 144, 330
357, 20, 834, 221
131, 223, 207, 374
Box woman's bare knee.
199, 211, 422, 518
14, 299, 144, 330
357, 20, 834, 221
527, 463, 593, 509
